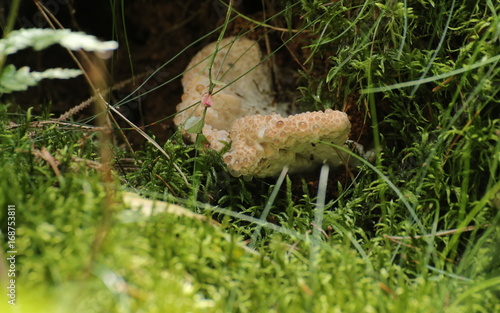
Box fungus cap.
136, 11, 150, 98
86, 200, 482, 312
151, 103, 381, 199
174, 37, 282, 150
223, 109, 352, 178
174, 37, 356, 178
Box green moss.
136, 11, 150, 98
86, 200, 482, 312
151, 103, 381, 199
1, 0, 499, 311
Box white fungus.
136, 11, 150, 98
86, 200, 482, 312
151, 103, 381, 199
175, 37, 354, 178
223, 110, 351, 178
174, 36, 283, 151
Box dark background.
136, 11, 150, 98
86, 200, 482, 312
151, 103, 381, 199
1, 0, 299, 146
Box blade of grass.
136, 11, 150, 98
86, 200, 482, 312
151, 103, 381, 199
99, 94, 191, 186
361, 54, 500, 94
449, 276, 500, 308
310, 163, 329, 271
441, 180, 500, 267
249, 165, 289, 248
208, 0, 235, 94
312, 163, 329, 241
410, 0, 456, 97
322, 142, 427, 236
0, 0, 21, 70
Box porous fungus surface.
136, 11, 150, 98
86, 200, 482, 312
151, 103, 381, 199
175, 36, 354, 178
223, 109, 351, 178
174, 36, 282, 151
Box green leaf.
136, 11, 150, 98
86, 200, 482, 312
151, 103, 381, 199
0, 28, 118, 56
184, 116, 205, 134
0, 65, 82, 93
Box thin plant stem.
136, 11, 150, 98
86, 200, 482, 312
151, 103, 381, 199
0, 0, 21, 71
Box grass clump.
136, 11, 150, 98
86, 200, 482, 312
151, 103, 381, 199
1, 0, 500, 312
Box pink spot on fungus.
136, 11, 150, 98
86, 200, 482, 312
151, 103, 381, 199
201, 93, 214, 108
174, 36, 356, 178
